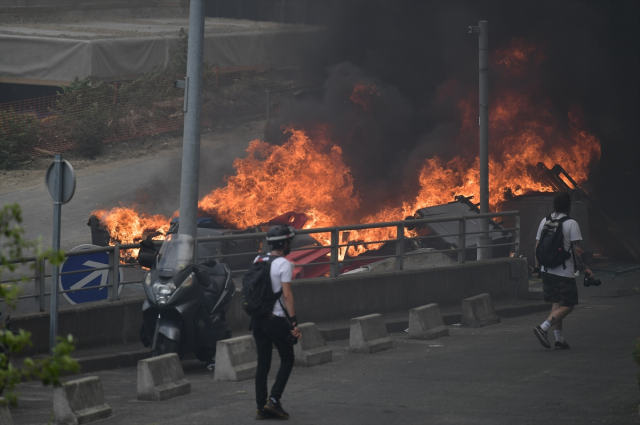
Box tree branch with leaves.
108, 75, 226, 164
0, 203, 79, 405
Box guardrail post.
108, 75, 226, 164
458, 218, 466, 264
514, 213, 520, 256
261, 237, 269, 254
396, 224, 404, 270
35, 258, 45, 312
330, 228, 339, 278
108, 246, 120, 301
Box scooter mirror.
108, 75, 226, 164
137, 252, 156, 269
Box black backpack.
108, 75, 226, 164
242, 255, 281, 318
535, 215, 574, 269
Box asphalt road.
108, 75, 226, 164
8, 270, 640, 425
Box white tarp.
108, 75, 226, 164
0, 28, 322, 84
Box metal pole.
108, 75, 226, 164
330, 228, 339, 278
469, 20, 492, 259
108, 246, 119, 301
514, 213, 521, 256
458, 218, 466, 264
34, 258, 45, 312
178, 0, 205, 257
395, 224, 404, 270
49, 154, 63, 355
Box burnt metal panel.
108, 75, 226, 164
415, 197, 513, 261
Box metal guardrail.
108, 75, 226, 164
1, 211, 519, 312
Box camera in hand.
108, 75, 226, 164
285, 333, 298, 345
584, 275, 601, 287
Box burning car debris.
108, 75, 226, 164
88, 156, 639, 280
85, 39, 639, 275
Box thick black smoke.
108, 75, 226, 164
276, 0, 639, 232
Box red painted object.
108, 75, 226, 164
286, 247, 331, 279
267, 211, 309, 230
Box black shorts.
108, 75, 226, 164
542, 272, 579, 307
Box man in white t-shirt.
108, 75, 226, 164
253, 225, 302, 420
533, 192, 594, 350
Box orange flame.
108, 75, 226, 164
349, 83, 379, 111
92, 39, 601, 262
198, 126, 359, 248
92, 206, 171, 260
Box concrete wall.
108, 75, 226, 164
12, 295, 144, 356
12, 257, 527, 355
293, 257, 528, 323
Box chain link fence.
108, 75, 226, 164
0, 65, 308, 166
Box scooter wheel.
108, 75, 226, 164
152, 334, 179, 357
195, 346, 216, 363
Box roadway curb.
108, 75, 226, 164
71, 301, 549, 374
77, 348, 151, 374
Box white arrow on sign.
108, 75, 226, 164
69, 260, 109, 291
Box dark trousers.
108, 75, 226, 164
252, 316, 294, 409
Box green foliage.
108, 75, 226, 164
172, 28, 189, 76
633, 338, 640, 390
54, 77, 113, 158
0, 108, 39, 170
56, 76, 93, 95
72, 102, 112, 158
0, 203, 78, 405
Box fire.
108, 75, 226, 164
349, 83, 379, 111
92, 206, 171, 260
407, 40, 600, 212
355, 39, 601, 245
198, 126, 359, 251
92, 38, 601, 263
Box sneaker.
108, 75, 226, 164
264, 398, 290, 419
255, 408, 280, 420
554, 341, 570, 350
533, 326, 551, 349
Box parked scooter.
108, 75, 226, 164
137, 233, 235, 363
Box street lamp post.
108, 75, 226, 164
178, 0, 205, 253
468, 20, 492, 260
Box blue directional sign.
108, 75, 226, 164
59, 244, 123, 305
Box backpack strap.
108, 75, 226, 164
556, 216, 571, 269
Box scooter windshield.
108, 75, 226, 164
156, 234, 194, 271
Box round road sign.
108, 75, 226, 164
59, 244, 124, 305
45, 158, 76, 204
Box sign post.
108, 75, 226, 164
45, 154, 76, 355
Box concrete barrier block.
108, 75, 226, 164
461, 293, 501, 328
408, 303, 449, 340
349, 314, 393, 354
213, 335, 257, 381
294, 323, 333, 367
0, 398, 13, 425
53, 376, 111, 424
137, 353, 191, 401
